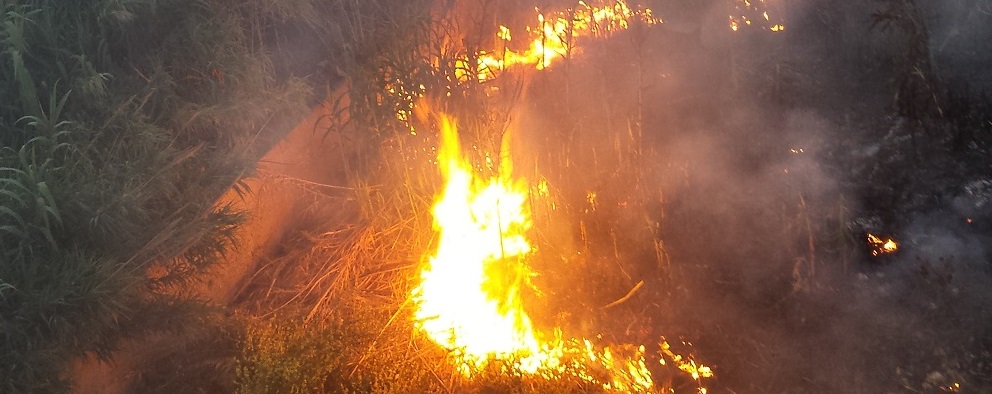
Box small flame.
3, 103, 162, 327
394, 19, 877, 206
459, 0, 659, 82
867, 233, 898, 256
497, 24, 512, 41
728, 0, 785, 32
662, 340, 714, 385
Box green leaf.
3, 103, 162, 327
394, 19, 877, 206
0, 8, 34, 53
0, 224, 25, 238
0, 205, 26, 227
0, 188, 27, 207
35, 181, 61, 225
46, 88, 71, 128
0, 175, 32, 193
34, 197, 55, 246
10, 49, 41, 117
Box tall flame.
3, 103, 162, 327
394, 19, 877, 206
412, 114, 547, 373
412, 114, 712, 392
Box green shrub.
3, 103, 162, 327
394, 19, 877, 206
0, 0, 313, 391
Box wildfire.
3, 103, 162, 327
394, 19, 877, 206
728, 0, 785, 32
867, 233, 898, 256
412, 113, 711, 391
412, 114, 546, 373
459, 0, 659, 82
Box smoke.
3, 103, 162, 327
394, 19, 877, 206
921, 0, 992, 90
505, 1, 992, 392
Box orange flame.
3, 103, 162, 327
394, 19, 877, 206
412, 113, 711, 392
867, 233, 898, 256
412, 114, 547, 374
460, 0, 659, 82
728, 0, 785, 32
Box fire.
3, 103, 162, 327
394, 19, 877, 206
460, 0, 659, 82
412, 113, 711, 391
661, 340, 714, 387
412, 114, 546, 373
867, 233, 898, 256
728, 0, 785, 32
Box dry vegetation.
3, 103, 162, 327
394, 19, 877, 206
158, 0, 992, 392
229, 1, 693, 392
4, 0, 992, 392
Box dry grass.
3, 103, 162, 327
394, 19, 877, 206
230, 1, 721, 393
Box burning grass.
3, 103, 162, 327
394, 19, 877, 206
230, 1, 724, 391
228, 1, 992, 393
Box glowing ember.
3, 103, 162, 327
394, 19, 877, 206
867, 233, 898, 256
412, 113, 711, 392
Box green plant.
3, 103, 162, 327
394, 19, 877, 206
236, 309, 447, 394
0, 0, 316, 390
237, 317, 345, 394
